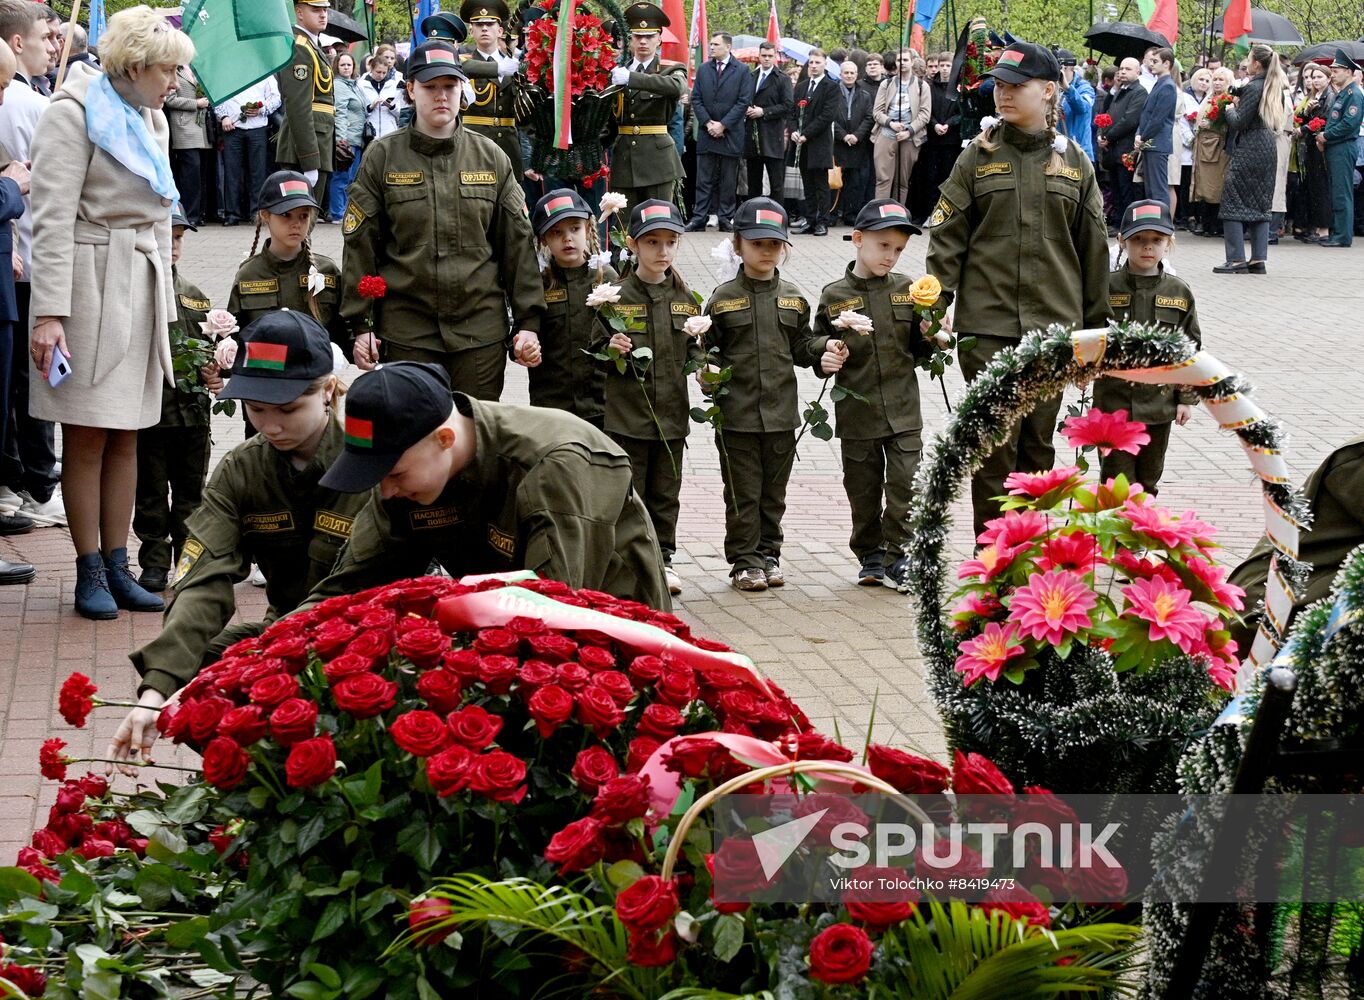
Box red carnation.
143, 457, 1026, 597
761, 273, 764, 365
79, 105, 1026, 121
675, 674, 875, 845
390, 710, 451, 756
39, 738, 69, 781
202, 736, 251, 789
285, 734, 337, 788
332, 672, 398, 719
527, 683, 573, 738
446, 704, 503, 749
467, 750, 527, 804
408, 896, 454, 946
543, 816, 606, 873
576, 686, 625, 737
866, 744, 951, 794
570, 746, 619, 792
396, 628, 448, 670
218, 705, 269, 746
798, 98, 809, 108
269, 698, 318, 746
357, 274, 387, 299
58, 672, 98, 727
426, 744, 475, 797
808, 923, 875, 984
1094, 113, 1113, 129
415, 668, 463, 713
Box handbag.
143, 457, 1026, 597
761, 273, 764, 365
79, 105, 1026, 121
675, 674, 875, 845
828, 165, 843, 190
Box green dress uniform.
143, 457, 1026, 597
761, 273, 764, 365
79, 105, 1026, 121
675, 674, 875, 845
133, 269, 213, 580
274, 27, 335, 186
128, 421, 369, 698
1228, 434, 1364, 651
340, 125, 545, 400
306, 393, 671, 610
611, 56, 688, 217
460, 49, 525, 175
812, 265, 932, 565
704, 271, 818, 574
531, 261, 617, 426
592, 270, 703, 565
1324, 81, 1364, 246
924, 124, 1111, 534
1093, 264, 1201, 493
227, 241, 346, 384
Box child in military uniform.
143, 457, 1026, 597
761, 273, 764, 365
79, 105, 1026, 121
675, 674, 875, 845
702, 197, 820, 592
813, 199, 935, 588
924, 41, 1110, 535
133, 209, 218, 593
1094, 199, 1200, 493
111, 312, 369, 774
530, 188, 616, 427
593, 199, 702, 596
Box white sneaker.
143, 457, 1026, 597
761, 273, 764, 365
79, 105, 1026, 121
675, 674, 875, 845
0, 486, 21, 513
665, 565, 682, 595
247, 565, 267, 587
18, 489, 66, 527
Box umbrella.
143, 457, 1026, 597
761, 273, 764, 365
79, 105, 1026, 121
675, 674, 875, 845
1208, 8, 1302, 46
325, 9, 368, 45
731, 34, 766, 49
1083, 21, 1171, 61
779, 36, 813, 64
1293, 39, 1364, 64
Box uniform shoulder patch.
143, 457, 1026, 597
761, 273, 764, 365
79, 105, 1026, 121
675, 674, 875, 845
299, 273, 337, 289
461, 171, 498, 184
385, 171, 424, 185
1109, 293, 1131, 307
671, 301, 699, 315
1054, 165, 1082, 181
826, 296, 864, 315
238, 278, 279, 295
487, 524, 516, 557
976, 161, 1013, 177
293, 64, 309, 81
710, 297, 750, 315
342, 202, 366, 235
777, 296, 806, 311
926, 197, 954, 227
544, 287, 569, 303
1155, 295, 1189, 310
313, 510, 353, 539
178, 294, 211, 311
175, 539, 204, 581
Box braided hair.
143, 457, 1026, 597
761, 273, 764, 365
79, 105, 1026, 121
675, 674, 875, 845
249, 213, 265, 256
1042, 86, 1067, 175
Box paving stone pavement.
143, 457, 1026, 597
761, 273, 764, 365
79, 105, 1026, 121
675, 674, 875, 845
1, 215, 1359, 864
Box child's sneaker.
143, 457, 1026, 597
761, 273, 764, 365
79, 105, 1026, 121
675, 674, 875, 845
763, 557, 785, 588
856, 556, 884, 587
732, 568, 768, 592
665, 565, 682, 595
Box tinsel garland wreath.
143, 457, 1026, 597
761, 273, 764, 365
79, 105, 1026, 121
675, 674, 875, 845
1142, 543, 1364, 1000
904, 321, 1311, 795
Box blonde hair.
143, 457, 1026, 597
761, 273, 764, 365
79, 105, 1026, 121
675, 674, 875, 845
976, 81, 1066, 174
1250, 44, 1288, 131
99, 6, 194, 77
540, 217, 608, 289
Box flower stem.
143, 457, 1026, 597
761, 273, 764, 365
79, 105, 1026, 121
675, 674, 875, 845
792, 377, 833, 459
70, 757, 200, 772
630, 356, 677, 476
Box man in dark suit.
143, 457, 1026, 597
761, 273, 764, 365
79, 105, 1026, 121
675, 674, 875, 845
831, 61, 873, 225
789, 48, 837, 236
687, 32, 752, 231
744, 41, 792, 204
1134, 46, 1177, 208
1098, 56, 1147, 224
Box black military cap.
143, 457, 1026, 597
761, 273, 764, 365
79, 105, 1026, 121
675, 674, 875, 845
1002, 30, 1020, 45
629, 198, 685, 238
1054, 47, 1078, 66
733, 196, 791, 242
407, 41, 470, 83
532, 188, 593, 236
623, 1, 669, 34
987, 41, 1061, 84
987, 29, 1006, 49
171, 203, 195, 231
1332, 48, 1361, 71
258, 170, 319, 215
1120, 198, 1175, 239
850, 198, 921, 234
220, 311, 336, 405
295, 0, 331, 6
460, 0, 509, 23
320, 363, 456, 492
421, 11, 468, 42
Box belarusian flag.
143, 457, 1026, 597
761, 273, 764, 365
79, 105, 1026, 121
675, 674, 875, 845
997, 48, 1025, 68
755, 208, 784, 227
245, 342, 289, 371
183, 0, 296, 106
1222, 0, 1253, 54
766, 0, 780, 46
552, 0, 578, 149
687, 0, 707, 83
345, 416, 375, 449
545, 195, 575, 216
1132, 204, 1163, 219
876, 0, 890, 30
642, 205, 672, 221
879, 203, 909, 219
279, 179, 310, 198
1143, 0, 1177, 50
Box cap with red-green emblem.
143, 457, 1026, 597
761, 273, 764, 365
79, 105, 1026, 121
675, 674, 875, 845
629, 198, 685, 238
219, 310, 336, 405
850, 198, 922, 234
257, 170, 319, 215
734, 196, 791, 243
986, 41, 1060, 84
531, 188, 593, 236
407, 41, 470, 83
1120, 198, 1174, 239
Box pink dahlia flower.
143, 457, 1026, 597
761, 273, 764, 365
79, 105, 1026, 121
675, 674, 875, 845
1062, 408, 1151, 456
954, 622, 1027, 685
1121, 576, 1208, 654
1003, 466, 1084, 499
977, 509, 1050, 549
1007, 568, 1097, 646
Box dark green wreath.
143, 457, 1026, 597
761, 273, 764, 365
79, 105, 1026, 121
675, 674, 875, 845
904, 321, 1311, 795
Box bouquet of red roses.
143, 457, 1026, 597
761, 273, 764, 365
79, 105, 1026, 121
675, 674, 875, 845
524, 0, 618, 97
1094, 112, 1114, 130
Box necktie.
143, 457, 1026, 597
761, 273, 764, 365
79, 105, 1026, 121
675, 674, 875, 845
758, 70, 767, 89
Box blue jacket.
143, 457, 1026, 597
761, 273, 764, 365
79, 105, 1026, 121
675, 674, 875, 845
1061, 75, 1095, 160
1137, 74, 1178, 155
0, 176, 23, 323
692, 57, 754, 157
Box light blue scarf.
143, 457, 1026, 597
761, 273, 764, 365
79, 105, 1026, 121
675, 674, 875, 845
84, 71, 179, 203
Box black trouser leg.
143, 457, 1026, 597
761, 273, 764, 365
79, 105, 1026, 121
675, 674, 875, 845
2, 283, 59, 502
133, 426, 173, 573
1099, 419, 1173, 495
611, 433, 683, 562
800, 167, 830, 225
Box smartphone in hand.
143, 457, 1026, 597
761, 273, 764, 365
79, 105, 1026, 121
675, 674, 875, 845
47, 353, 72, 389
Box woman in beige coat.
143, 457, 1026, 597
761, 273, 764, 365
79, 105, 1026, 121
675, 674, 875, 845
28, 6, 194, 620
1190, 67, 1235, 237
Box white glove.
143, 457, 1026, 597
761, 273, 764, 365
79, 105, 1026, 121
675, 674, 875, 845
304, 168, 319, 186
611, 66, 631, 87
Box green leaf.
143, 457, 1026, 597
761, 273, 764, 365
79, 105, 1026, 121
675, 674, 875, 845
0, 867, 42, 902
286, 983, 340, 1000
311, 898, 349, 943
957, 335, 977, 352
297, 812, 328, 854
712, 912, 745, 963
811, 423, 834, 441
164, 915, 210, 949
306, 963, 343, 990
163, 784, 210, 824
416, 976, 443, 1000
606, 860, 645, 889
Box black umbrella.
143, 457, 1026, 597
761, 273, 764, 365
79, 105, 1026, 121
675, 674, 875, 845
1083, 21, 1171, 61
325, 9, 368, 44
1208, 8, 1302, 46
1291, 39, 1364, 64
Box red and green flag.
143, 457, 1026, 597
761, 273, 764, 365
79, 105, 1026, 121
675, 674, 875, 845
755, 208, 784, 227
997, 48, 1025, 67
545, 195, 575, 216
244, 342, 288, 371
426, 47, 458, 64
879, 203, 909, 219
1222, 0, 1253, 55
345, 416, 375, 449
641, 204, 672, 221
552, 0, 579, 149
687, 0, 707, 83
1132, 204, 1163, 220
877, 0, 890, 30
766, 0, 780, 46
279, 179, 310, 198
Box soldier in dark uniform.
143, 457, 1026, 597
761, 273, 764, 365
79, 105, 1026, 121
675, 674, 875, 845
133, 209, 216, 593
1095, 199, 1201, 494
421, 11, 468, 44
1319, 50, 1364, 248
110, 313, 370, 772
457, 0, 526, 178
608, 2, 688, 219
341, 41, 545, 401
275, 1, 336, 216
306, 362, 671, 610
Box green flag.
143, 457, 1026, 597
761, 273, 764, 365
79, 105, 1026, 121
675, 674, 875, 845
184, 0, 296, 106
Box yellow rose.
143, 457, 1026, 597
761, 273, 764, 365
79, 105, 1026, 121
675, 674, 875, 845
910, 275, 942, 308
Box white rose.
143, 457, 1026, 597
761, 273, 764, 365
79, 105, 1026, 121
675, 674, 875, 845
832, 310, 874, 335
598, 191, 628, 219
682, 315, 712, 339
213, 337, 238, 370
585, 283, 623, 308
587, 251, 613, 271
199, 308, 239, 340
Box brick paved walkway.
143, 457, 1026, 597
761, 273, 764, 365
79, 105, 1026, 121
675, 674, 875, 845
1, 217, 1359, 863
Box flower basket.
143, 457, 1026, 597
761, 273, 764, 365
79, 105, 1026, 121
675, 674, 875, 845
528, 88, 620, 179
905, 321, 1311, 795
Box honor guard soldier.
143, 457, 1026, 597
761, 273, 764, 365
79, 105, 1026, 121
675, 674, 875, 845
341, 41, 545, 400
276, 1, 337, 209
1320, 50, 1364, 248
608, 2, 687, 218
421, 10, 468, 42
458, 0, 526, 177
